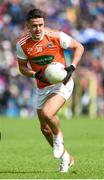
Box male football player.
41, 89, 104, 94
16, 8, 84, 172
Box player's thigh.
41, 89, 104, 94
42, 93, 66, 117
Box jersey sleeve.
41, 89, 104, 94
60, 32, 72, 49
16, 42, 28, 60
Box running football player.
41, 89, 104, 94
16, 8, 84, 172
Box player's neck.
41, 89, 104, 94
29, 32, 44, 41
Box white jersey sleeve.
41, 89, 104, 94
60, 32, 72, 49
16, 42, 28, 60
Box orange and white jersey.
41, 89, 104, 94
16, 28, 72, 88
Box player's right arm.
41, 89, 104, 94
17, 59, 36, 78
16, 42, 36, 77
16, 42, 49, 84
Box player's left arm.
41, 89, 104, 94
60, 32, 84, 84
64, 39, 84, 85
67, 38, 84, 67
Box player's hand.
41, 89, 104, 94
63, 65, 75, 85
35, 69, 50, 84
35, 69, 42, 80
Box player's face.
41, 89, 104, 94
27, 18, 44, 40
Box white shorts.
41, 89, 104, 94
36, 78, 74, 109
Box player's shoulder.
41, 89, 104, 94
44, 27, 61, 38
17, 31, 31, 46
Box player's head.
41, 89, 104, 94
26, 8, 45, 40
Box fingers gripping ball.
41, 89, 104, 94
45, 62, 67, 84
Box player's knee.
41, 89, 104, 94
41, 109, 53, 120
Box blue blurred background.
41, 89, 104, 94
0, 0, 104, 118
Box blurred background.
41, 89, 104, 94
0, 0, 104, 118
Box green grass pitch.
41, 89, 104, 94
0, 115, 104, 179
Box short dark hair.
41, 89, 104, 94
26, 8, 45, 21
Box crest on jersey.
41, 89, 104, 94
47, 42, 52, 48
